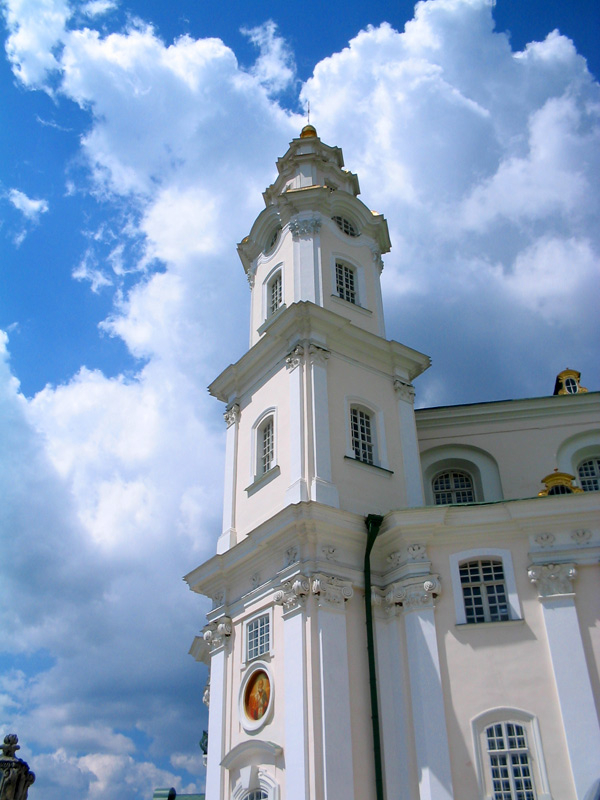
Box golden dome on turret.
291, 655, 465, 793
300, 124, 317, 139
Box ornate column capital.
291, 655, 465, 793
274, 574, 310, 615
528, 563, 577, 597
307, 343, 330, 366
202, 616, 232, 652
393, 379, 415, 404
285, 344, 305, 370
400, 575, 442, 612
224, 403, 240, 427
312, 573, 354, 608
290, 216, 321, 239
246, 269, 256, 290
369, 244, 384, 271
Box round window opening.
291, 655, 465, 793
244, 668, 271, 722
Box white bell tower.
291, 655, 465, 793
211, 124, 430, 555
186, 127, 433, 800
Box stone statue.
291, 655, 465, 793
0, 736, 35, 800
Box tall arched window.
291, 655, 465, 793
578, 457, 600, 491
335, 260, 357, 304
268, 271, 282, 316
432, 470, 475, 504
350, 406, 374, 465
259, 417, 274, 475
244, 790, 268, 800
485, 722, 535, 799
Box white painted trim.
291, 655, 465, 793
205, 647, 227, 800
282, 603, 309, 800
286, 350, 308, 504
421, 445, 503, 504
449, 548, 521, 625
262, 262, 284, 323
330, 251, 366, 309
471, 708, 551, 800
556, 429, 600, 484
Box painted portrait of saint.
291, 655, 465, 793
244, 669, 271, 721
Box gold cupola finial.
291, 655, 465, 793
300, 101, 317, 138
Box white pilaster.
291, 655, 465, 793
285, 346, 309, 505
374, 595, 414, 800
275, 576, 311, 800
394, 379, 425, 507
314, 574, 355, 800
402, 577, 453, 800
529, 563, 600, 800
218, 404, 240, 554
290, 217, 321, 304
308, 345, 339, 507
203, 617, 232, 800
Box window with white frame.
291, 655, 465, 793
332, 215, 359, 237
578, 457, 600, 491
460, 559, 509, 623
259, 417, 274, 475
350, 406, 374, 465
433, 469, 475, 504
268, 271, 282, 316
247, 613, 270, 661
486, 722, 536, 800
472, 710, 550, 800
449, 549, 521, 625
336, 260, 357, 304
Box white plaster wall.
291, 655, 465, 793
416, 399, 599, 501
234, 366, 291, 539
430, 535, 578, 800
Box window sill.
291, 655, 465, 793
258, 304, 287, 335
455, 618, 524, 629
330, 294, 371, 315
245, 465, 280, 496
344, 455, 393, 475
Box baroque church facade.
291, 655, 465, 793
183, 127, 600, 800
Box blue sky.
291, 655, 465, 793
1, 1, 599, 797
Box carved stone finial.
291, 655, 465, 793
0, 734, 36, 800
528, 563, 577, 597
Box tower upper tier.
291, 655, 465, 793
238, 126, 392, 347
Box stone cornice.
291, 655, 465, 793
208, 301, 430, 404
416, 391, 599, 431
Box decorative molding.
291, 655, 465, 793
528, 563, 577, 597
534, 532, 555, 547
307, 343, 330, 366
571, 529, 591, 544
203, 676, 210, 708
285, 344, 304, 371
369, 244, 384, 271
212, 591, 225, 609
400, 575, 442, 611
203, 617, 233, 651
246, 269, 256, 290
321, 546, 337, 562
273, 575, 310, 613
289, 217, 321, 239
387, 543, 428, 567
224, 403, 240, 428
284, 546, 299, 567
312, 573, 353, 607
393, 378, 415, 404
251, 573, 261, 590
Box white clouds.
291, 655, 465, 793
241, 20, 296, 94
3, 0, 70, 87
8, 188, 49, 220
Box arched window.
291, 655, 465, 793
485, 722, 536, 799
332, 215, 359, 237
268, 271, 282, 316
459, 559, 509, 623
335, 260, 357, 304
259, 416, 274, 475
244, 790, 268, 800
578, 458, 600, 491
350, 406, 374, 465
432, 470, 475, 504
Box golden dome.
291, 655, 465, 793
300, 124, 317, 139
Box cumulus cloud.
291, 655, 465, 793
0, 0, 599, 797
